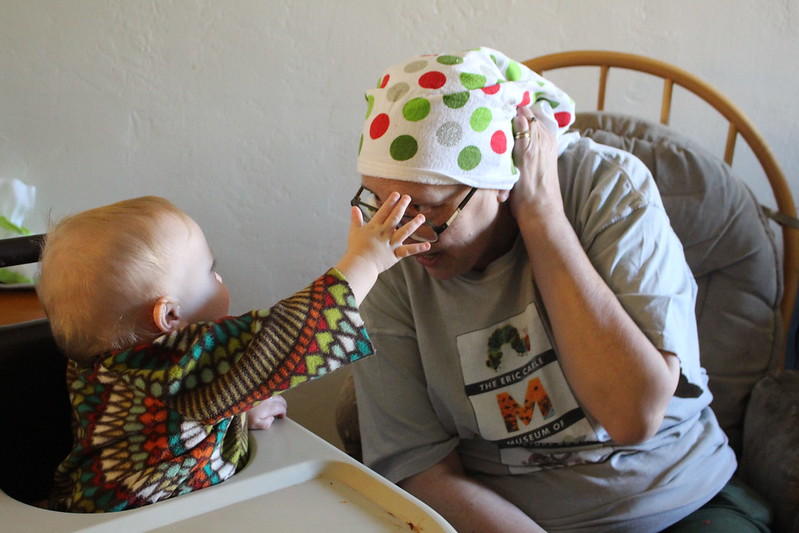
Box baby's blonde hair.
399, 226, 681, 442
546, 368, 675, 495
37, 196, 191, 362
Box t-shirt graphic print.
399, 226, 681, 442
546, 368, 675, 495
457, 301, 613, 472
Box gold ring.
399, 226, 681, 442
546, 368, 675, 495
513, 130, 530, 139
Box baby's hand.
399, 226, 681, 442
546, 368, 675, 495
336, 193, 431, 304
349, 192, 431, 272
246, 395, 287, 430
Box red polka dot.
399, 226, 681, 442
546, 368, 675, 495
555, 112, 572, 128
490, 130, 507, 154
370, 113, 390, 139
517, 91, 531, 108
419, 71, 447, 89
379, 75, 390, 88
481, 84, 500, 95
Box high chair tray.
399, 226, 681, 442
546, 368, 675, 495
1, 418, 455, 532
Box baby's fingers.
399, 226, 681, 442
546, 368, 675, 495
393, 212, 427, 242
350, 205, 365, 230
395, 241, 431, 258
393, 214, 431, 257
371, 192, 408, 225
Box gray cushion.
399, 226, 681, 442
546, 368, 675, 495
742, 370, 799, 533
574, 112, 782, 455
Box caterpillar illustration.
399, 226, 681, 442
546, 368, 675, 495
485, 325, 530, 370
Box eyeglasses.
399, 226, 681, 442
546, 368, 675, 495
350, 185, 478, 243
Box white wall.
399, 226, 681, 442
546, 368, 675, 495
3, 0, 797, 447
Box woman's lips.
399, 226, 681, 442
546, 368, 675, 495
415, 252, 442, 268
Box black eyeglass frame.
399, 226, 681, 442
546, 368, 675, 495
350, 185, 478, 243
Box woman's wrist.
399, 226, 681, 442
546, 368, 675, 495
515, 202, 570, 239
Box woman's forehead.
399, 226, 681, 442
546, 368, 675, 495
362, 175, 465, 199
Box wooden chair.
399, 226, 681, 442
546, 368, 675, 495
524, 50, 799, 342
521, 50, 799, 533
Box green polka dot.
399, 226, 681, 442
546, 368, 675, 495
150, 382, 162, 396
365, 94, 374, 119
470, 107, 492, 132
533, 93, 560, 109
443, 91, 469, 109
358, 134, 363, 155
458, 146, 482, 170
402, 97, 430, 121
506, 61, 522, 81
201, 367, 214, 384
437, 55, 463, 65
390, 135, 418, 161
460, 72, 487, 90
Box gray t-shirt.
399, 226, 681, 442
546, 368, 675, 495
354, 138, 736, 532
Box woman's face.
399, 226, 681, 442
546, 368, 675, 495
361, 176, 517, 280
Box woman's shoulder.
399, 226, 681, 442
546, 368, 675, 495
560, 137, 657, 192
558, 137, 665, 232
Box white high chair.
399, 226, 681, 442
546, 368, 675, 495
0, 234, 455, 532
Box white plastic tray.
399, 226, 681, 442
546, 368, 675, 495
0, 419, 454, 532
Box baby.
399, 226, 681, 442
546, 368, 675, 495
37, 195, 429, 513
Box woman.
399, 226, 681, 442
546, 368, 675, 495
351, 46, 762, 532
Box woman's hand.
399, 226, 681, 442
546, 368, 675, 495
510, 105, 563, 224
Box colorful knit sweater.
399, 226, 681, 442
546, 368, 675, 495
47, 269, 373, 513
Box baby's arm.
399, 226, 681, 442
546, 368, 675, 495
336, 192, 430, 304
161, 269, 381, 423
142, 196, 427, 423
246, 395, 287, 429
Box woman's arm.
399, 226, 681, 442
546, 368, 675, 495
510, 107, 679, 444
399, 449, 546, 533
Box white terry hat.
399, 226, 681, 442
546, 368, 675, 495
357, 46, 576, 190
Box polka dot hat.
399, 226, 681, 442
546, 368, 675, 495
357, 46, 576, 189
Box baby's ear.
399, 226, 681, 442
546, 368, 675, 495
152, 297, 182, 333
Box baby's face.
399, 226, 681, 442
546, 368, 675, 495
163, 215, 230, 325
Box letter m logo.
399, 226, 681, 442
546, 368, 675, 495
495, 378, 555, 432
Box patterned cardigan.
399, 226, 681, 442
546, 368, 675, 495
47, 269, 373, 513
